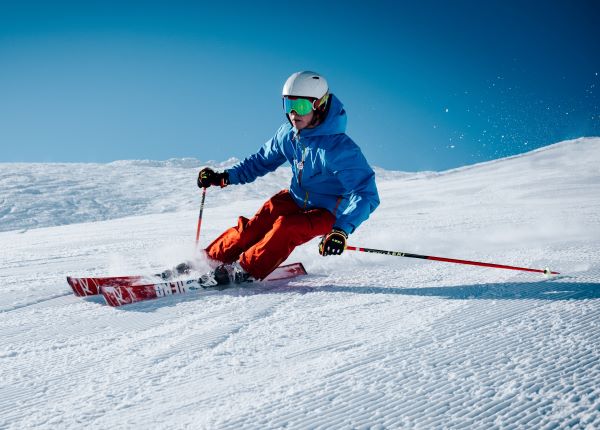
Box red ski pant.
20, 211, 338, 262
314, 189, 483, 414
205, 190, 335, 279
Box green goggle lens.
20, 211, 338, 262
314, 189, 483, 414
283, 97, 314, 116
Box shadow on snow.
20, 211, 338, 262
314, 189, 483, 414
112, 276, 600, 312
311, 280, 600, 301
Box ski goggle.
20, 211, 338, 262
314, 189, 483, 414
283, 97, 315, 116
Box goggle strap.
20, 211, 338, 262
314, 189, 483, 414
313, 93, 329, 110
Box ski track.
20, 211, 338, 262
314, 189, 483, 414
214, 278, 599, 430
0, 293, 289, 428
1, 138, 600, 429
2, 272, 598, 429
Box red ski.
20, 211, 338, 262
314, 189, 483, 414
67, 275, 151, 297
100, 262, 307, 307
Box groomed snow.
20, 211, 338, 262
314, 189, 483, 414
1, 137, 599, 429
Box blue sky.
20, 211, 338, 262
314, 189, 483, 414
0, 0, 598, 171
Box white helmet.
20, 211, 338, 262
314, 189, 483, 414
282, 71, 328, 100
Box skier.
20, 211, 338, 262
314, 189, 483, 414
194, 71, 379, 285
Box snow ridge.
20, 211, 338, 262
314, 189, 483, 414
0, 157, 289, 232
2, 137, 596, 233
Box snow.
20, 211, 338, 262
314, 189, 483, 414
1, 137, 599, 429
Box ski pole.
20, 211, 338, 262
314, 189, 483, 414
345, 245, 559, 275
195, 187, 207, 246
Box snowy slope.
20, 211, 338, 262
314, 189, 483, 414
1, 137, 599, 429
0, 157, 290, 233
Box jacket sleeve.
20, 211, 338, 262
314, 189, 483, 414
328, 142, 380, 235
227, 127, 288, 185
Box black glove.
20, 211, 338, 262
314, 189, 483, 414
197, 168, 229, 188
319, 228, 348, 256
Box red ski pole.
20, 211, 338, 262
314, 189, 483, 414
345, 245, 559, 275
195, 187, 207, 246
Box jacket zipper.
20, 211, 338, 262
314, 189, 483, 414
295, 133, 309, 209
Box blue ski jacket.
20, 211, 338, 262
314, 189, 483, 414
227, 94, 379, 235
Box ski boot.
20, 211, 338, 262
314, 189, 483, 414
204, 261, 255, 286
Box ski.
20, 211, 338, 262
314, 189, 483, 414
100, 262, 307, 307
66, 261, 308, 297
66, 262, 195, 296
67, 275, 153, 297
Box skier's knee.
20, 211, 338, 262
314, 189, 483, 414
273, 215, 287, 229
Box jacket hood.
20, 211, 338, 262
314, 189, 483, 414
290, 93, 347, 137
